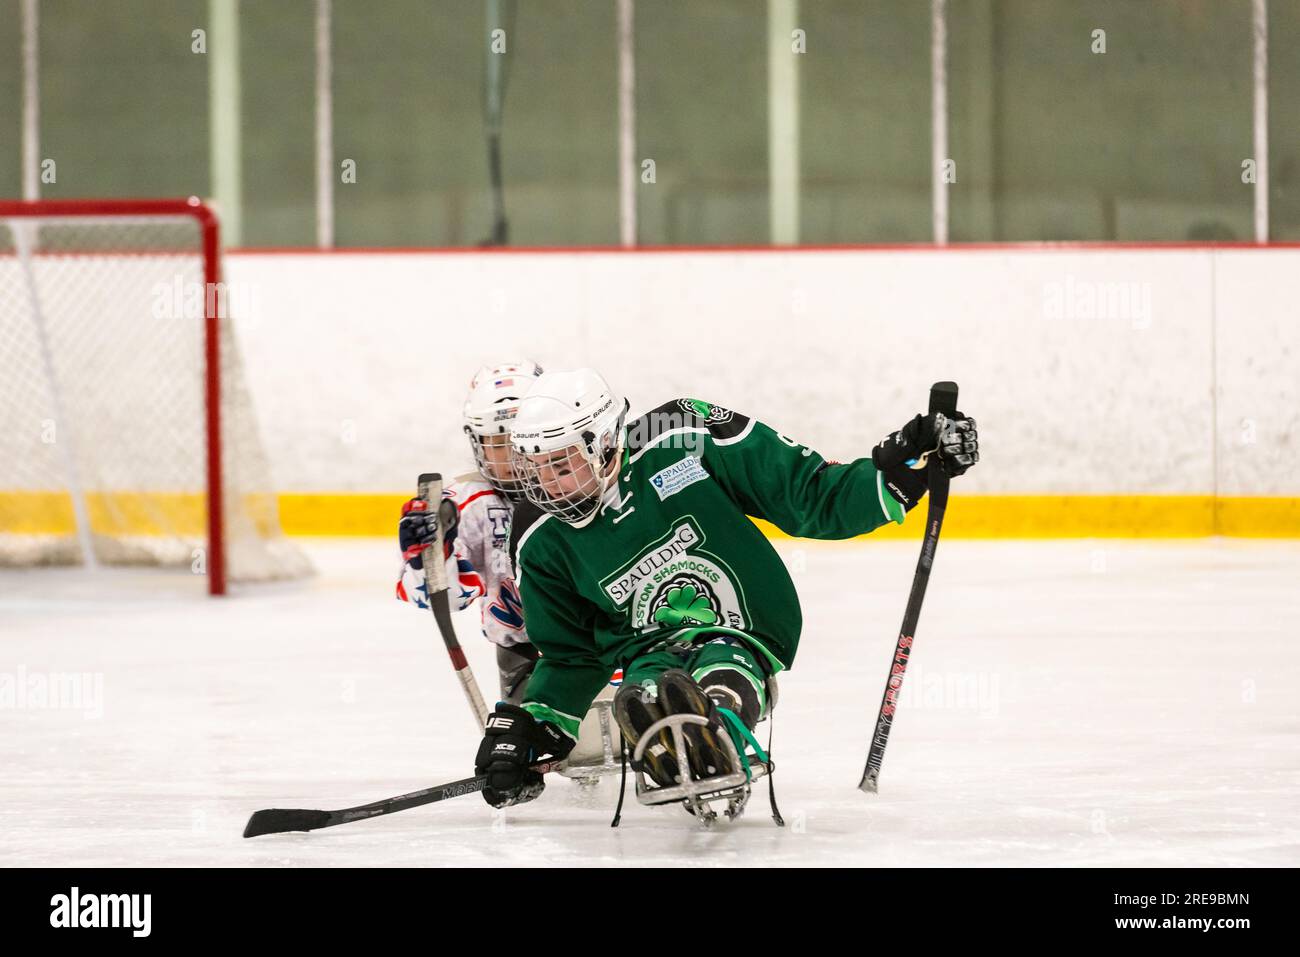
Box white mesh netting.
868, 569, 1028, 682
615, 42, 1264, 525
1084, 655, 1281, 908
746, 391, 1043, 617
0, 208, 310, 588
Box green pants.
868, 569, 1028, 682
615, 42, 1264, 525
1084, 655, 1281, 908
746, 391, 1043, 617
622, 634, 768, 715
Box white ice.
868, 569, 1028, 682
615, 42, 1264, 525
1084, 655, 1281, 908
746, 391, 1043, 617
2, 538, 1297, 867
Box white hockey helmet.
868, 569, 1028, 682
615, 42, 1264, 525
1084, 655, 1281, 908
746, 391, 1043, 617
463, 359, 544, 499
509, 368, 628, 527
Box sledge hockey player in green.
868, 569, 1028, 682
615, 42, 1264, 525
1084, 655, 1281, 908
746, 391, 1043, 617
473, 368, 978, 808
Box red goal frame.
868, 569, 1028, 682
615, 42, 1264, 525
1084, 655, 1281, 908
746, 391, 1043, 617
0, 197, 228, 594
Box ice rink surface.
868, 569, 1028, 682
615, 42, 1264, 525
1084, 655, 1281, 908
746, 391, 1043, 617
2, 537, 1297, 867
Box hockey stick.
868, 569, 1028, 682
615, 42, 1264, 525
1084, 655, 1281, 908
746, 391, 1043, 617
418, 473, 490, 732
859, 381, 959, 793
242, 758, 566, 837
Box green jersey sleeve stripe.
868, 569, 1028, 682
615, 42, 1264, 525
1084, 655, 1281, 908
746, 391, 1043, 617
877, 471, 906, 525
521, 702, 583, 741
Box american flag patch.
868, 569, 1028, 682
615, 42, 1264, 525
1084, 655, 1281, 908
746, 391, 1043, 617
494, 378, 515, 387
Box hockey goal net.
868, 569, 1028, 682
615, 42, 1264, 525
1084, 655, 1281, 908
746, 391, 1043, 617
0, 198, 309, 594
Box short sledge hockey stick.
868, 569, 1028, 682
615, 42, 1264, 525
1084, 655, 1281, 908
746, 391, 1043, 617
417, 472, 490, 732
242, 759, 566, 837
859, 381, 959, 793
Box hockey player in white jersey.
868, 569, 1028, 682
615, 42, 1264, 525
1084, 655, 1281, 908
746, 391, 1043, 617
395, 362, 621, 778
396, 361, 543, 703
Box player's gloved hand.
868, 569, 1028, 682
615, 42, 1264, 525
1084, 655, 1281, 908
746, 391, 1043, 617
872, 411, 979, 510
936, 413, 979, 477
398, 498, 436, 570
475, 704, 574, 808
398, 497, 458, 569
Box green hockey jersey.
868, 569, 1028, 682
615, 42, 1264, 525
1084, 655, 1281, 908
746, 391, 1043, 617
509, 398, 907, 739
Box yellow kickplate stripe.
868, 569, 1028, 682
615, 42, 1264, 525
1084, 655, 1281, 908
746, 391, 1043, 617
753, 495, 1300, 540
1214, 497, 1300, 538
0, 490, 281, 538
4, 492, 1300, 539
0, 490, 206, 536
270, 493, 1300, 538
277, 493, 407, 537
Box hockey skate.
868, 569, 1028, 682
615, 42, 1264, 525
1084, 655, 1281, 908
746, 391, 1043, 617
626, 669, 774, 826
612, 682, 683, 789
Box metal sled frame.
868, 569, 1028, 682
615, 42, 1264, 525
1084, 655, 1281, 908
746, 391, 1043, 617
556, 698, 624, 785
630, 713, 769, 825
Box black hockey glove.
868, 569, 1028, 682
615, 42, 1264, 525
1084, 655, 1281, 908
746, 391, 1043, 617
398, 497, 459, 570
872, 411, 980, 510
475, 704, 574, 808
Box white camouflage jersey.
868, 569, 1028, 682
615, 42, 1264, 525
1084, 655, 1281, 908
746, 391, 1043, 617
396, 473, 530, 648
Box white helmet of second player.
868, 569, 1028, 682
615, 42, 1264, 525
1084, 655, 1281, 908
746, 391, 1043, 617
463, 360, 544, 500
509, 368, 628, 527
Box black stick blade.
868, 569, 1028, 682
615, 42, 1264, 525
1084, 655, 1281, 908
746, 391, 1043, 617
243, 808, 334, 838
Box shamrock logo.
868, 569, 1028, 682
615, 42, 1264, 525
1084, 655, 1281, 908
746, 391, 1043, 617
677, 398, 733, 425
653, 583, 718, 626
